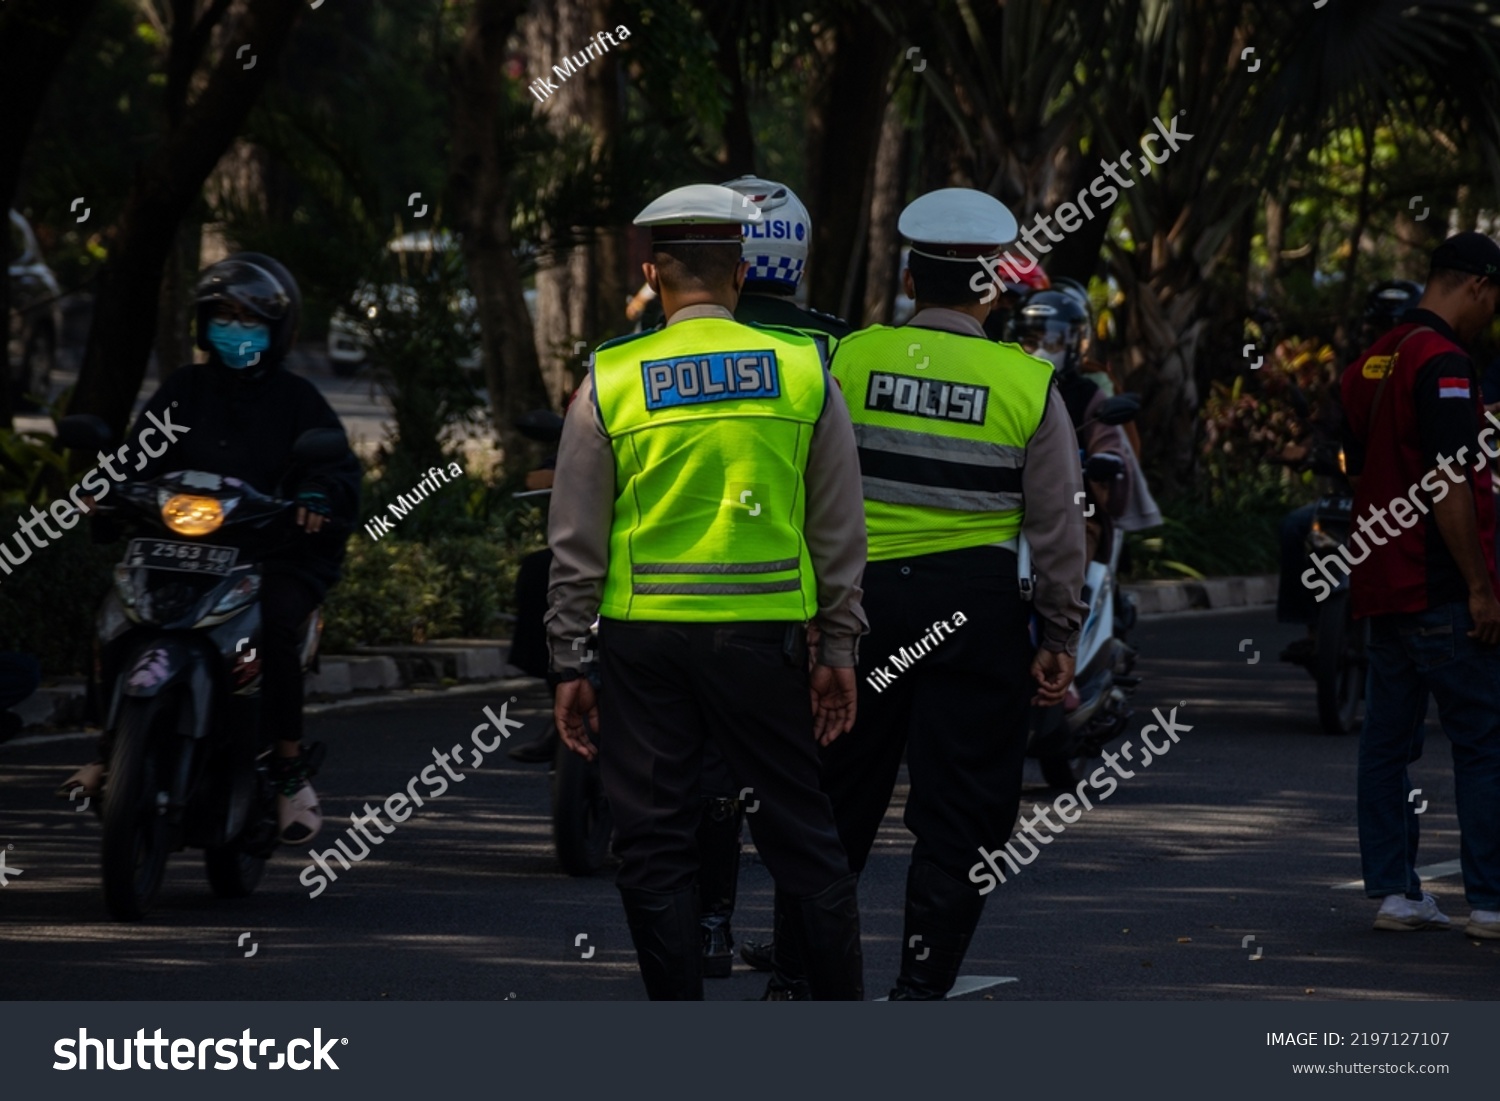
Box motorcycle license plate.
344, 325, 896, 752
125, 538, 239, 576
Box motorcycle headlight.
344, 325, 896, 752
210, 572, 261, 616
161, 494, 224, 536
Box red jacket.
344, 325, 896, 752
1340, 322, 1498, 618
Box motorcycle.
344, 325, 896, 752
1300, 445, 1366, 735
511, 409, 614, 877
1024, 393, 1143, 787
55, 414, 349, 920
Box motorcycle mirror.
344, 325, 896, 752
54, 414, 114, 452
291, 428, 350, 464
1096, 393, 1142, 426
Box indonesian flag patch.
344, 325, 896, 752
1438, 376, 1472, 400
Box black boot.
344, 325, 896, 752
758, 889, 811, 1000
787, 874, 863, 1001
619, 886, 704, 1000
696, 796, 743, 978
508, 722, 559, 763
887, 861, 986, 1000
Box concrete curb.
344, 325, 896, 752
1123, 574, 1278, 617
13, 639, 524, 731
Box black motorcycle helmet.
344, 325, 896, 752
1012, 289, 1091, 374
1362, 279, 1423, 338
193, 252, 302, 376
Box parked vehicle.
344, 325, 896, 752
7, 210, 63, 405
326, 231, 538, 377
56, 414, 348, 920
1025, 393, 1143, 787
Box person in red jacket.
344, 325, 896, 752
1336, 232, 1500, 939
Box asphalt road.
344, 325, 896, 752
2, 607, 1497, 1001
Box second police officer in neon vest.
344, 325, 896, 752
760, 188, 1089, 1000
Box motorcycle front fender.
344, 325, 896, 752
108, 637, 214, 740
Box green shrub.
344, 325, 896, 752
0, 506, 123, 676
320, 538, 459, 653
424, 535, 511, 638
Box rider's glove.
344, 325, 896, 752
296, 487, 333, 518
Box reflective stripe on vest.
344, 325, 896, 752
853, 423, 1026, 511
831, 325, 1053, 560
592, 317, 828, 621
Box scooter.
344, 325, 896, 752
1024, 394, 1143, 787
55, 415, 349, 920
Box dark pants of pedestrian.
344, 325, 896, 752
775, 545, 1034, 1000
597, 618, 862, 1000
1359, 601, 1500, 909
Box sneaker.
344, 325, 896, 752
1373, 892, 1451, 931
271, 754, 322, 844
1463, 909, 1500, 939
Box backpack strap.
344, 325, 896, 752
1369, 326, 1435, 438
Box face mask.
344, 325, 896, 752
207, 318, 271, 370
1031, 346, 1068, 373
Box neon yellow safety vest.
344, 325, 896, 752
592, 317, 830, 622
830, 325, 1053, 561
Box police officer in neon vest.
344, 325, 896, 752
669, 176, 856, 980
761, 188, 1089, 1000
546, 184, 870, 999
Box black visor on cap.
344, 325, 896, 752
194, 260, 290, 321
1431, 232, 1500, 281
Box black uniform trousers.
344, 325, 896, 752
597, 618, 850, 898
820, 544, 1035, 881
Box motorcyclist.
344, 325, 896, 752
1276, 279, 1421, 664
981, 262, 1049, 344
1012, 288, 1158, 561
57, 253, 361, 844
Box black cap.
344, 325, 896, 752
1430, 232, 1500, 280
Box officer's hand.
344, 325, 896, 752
555, 677, 600, 760
1468, 587, 1500, 646
1030, 648, 1075, 707
810, 664, 857, 745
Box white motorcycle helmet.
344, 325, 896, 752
720, 175, 812, 296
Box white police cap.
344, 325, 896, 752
898, 188, 1019, 261
634, 184, 749, 246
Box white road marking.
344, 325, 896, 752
1333, 859, 1462, 890
874, 975, 1017, 1001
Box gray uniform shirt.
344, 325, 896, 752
905, 308, 1088, 654
545, 303, 870, 675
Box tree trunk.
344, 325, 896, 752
68, 0, 306, 440
449, 0, 549, 469
861, 96, 909, 327
803, 10, 896, 317
526, 0, 608, 408
154, 218, 202, 379
0, 0, 102, 427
